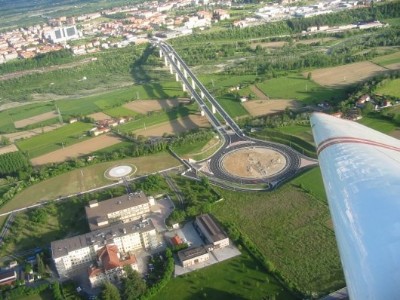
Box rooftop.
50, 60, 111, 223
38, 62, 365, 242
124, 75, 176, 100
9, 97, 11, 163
196, 214, 227, 242
85, 191, 149, 231
177, 246, 208, 262
51, 218, 154, 259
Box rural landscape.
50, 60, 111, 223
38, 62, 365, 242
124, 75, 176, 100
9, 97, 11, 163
0, 0, 399, 299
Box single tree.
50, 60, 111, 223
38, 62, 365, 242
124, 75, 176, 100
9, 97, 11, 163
121, 266, 147, 300
101, 281, 121, 300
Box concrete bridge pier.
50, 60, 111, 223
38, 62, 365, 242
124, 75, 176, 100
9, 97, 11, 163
159, 49, 163, 58
212, 105, 216, 114
177, 61, 181, 70
201, 110, 205, 117
164, 56, 169, 66
200, 91, 205, 99
183, 69, 188, 79
182, 83, 187, 92
191, 78, 196, 89
169, 64, 174, 74
175, 73, 180, 82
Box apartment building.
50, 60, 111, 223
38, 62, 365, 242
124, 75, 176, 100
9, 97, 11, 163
51, 218, 157, 278
85, 191, 153, 231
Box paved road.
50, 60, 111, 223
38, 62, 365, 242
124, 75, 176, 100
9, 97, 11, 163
156, 40, 305, 189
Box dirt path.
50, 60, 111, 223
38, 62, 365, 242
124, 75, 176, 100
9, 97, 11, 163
250, 85, 269, 100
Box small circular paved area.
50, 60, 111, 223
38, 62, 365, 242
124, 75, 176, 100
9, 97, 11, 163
221, 146, 286, 179
105, 165, 137, 180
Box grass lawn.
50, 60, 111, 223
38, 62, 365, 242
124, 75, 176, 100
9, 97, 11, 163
291, 167, 327, 202
118, 104, 197, 133
0, 102, 55, 133
275, 124, 315, 144
372, 51, 400, 66
212, 185, 344, 295
358, 115, 398, 133
156, 250, 295, 300
382, 18, 400, 26
172, 135, 220, 159
0, 152, 179, 214
257, 74, 346, 104
16, 122, 93, 158
375, 78, 400, 97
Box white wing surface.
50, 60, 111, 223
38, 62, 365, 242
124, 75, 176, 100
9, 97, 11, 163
310, 113, 400, 300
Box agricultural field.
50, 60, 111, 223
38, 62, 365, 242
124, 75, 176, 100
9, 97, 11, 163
103, 106, 139, 118
308, 61, 387, 87
243, 99, 301, 117
156, 250, 295, 300
14, 111, 58, 128
118, 103, 198, 134
0, 102, 55, 133
0, 152, 179, 214
1, 123, 64, 143
372, 50, 400, 67
16, 122, 93, 158
256, 74, 346, 104
375, 78, 400, 98
134, 115, 210, 137
212, 185, 344, 295
173, 136, 221, 160
123, 99, 187, 114
30, 134, 123, 166
0, 144, 18, 155
87, 112, 111, 121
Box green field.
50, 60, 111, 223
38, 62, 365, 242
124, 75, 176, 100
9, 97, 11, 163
275, 124, 315, 144
103, 105, 139, 118
118, 104, 197, 134
358, 115, 398, 133
372, 51, 400, 66
257, 74, 347, 104
0, 152, 179, 214
16, 122, 93, 158
212, 185, 344, 295
156, 250, 295, 300
292, 167, 327, 202
375, 78, 400, 97
0, 103, 55, 133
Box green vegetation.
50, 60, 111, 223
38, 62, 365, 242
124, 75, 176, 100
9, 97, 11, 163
0, 102, 55, 133
170, 129, 215, 156
104, 106, 139, 118
0, 198, 89, 256
155, 249, 294, 300
275, 124, 315, 144
292, 168, 327, 202
212, 185, 344, 296
0, 151, 30, 176
375, 78, 400, 97
256, 74, 346, 104
372, 51, 400, 66
358, 114, 397, 133
16, 122, 92, 158
0, 152, 179, 214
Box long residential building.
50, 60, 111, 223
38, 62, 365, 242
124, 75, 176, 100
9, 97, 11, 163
51, 218, 157, 278
85, 191, 153, 231
195, 214, 229, 249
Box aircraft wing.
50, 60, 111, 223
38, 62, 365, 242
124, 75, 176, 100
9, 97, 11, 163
310, 113, 400, 299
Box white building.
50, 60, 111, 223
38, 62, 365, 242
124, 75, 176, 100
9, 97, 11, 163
178, 246, 210, 267
45, 26, 80, 43
85, 191, 152, 231
51, 218, 157, 278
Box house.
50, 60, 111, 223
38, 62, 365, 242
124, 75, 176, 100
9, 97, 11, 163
0, 270, 17, 286
356, 94, 370, 108
177, 246, 210, 267
88, 244, 138, 287
171, 234, 183, 246
240, 96, 248, 103
85, 191, 152, 231
195, 214, 229, 249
